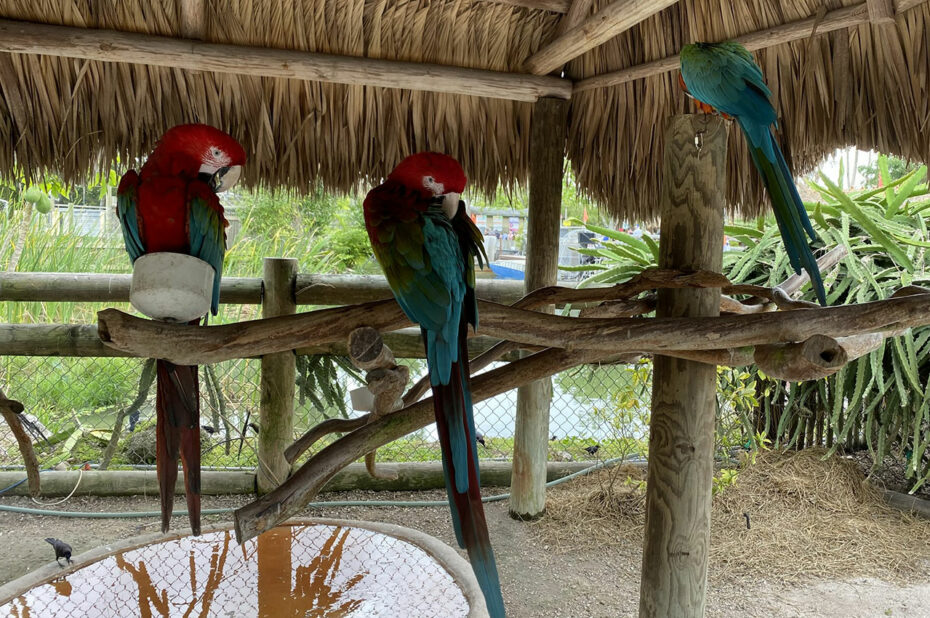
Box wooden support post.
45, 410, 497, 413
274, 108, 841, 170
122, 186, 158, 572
510, 96, 569, 520
639, 115, 727, 618
257, 257, 297, 494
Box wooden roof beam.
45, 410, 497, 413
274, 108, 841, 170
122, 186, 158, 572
486, 0, 572, 13
0, 19, 572, 103
574, 0, 924, 93
523, 0, 681, 75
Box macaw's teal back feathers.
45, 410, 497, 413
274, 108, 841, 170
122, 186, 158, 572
187, 186, 228, 315
680, 41, 827, 305
364, 153, 505, 617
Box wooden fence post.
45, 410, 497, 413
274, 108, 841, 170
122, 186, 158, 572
639, 114, 727, 617
510, 96, 568, 519
257, 257, 298, 494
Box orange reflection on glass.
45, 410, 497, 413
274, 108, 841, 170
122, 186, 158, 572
1, 524, 469, 617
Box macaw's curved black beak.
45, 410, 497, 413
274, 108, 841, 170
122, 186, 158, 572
199, 165, 243, 193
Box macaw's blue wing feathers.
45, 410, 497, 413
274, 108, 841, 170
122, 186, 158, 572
680, 42, 827, 305
186, 183, 228, 315
116, 170, 145, 262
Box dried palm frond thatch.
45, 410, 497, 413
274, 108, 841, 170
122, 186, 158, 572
0, 0, 927, 220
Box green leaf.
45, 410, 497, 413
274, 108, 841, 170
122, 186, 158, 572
885, 165, 927, 216
724, 224, 765, 239
819, 172, 915, 271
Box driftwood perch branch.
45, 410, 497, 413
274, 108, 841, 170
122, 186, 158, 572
349, 328, 407, 480
99, 291, 930, 365
234, 345, 610, 543
0, 389, 39, 497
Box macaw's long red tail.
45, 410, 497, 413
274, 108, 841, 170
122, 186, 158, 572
155, 359, 201, 535
428, 330, 505, 617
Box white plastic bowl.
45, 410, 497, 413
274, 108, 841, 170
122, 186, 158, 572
130, 253, 214, 323
350, 386, 376, 411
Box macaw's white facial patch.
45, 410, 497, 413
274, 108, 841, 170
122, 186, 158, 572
441, 192, 461, 219
199, 147, 233, 175
423, 175, 445, 196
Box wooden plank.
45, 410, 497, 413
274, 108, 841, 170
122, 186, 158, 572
510, 97, 569, 520
0, 272, 262, 304
495, 0, 573, 12
0, 19, 572, 103
294, 274, 526, 306
0, 272, 525, 306
896, 0, 929, 12
524, 0, 680, 75
485, 0, 572, 12
0, 462, 608, 497
556, 0, 596, 36
574, 3, 870, 92
257, 258, 297, 494
639, 115, 727, 617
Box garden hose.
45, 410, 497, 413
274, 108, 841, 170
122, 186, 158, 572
0, 457, 627, 519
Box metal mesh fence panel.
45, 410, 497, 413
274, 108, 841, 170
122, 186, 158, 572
0, 354, 649, 472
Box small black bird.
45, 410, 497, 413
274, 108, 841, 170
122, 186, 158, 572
475, 433, 486, 447
128, 409, 141, 432
584, 444, 600, 456
201, 424, 216, 434
45, 538, 73, 566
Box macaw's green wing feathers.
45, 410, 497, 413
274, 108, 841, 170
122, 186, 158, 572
452, 199, 488, 330
365, 184, 466, 385
186, 183, 228, 315
680, 41, 827, 306
116, 170, 145, 262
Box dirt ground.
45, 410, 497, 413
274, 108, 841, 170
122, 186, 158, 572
2, 489, 930, 617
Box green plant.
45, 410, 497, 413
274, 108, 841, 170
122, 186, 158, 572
569, 154, 930, 489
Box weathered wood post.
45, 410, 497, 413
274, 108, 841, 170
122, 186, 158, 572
257, 257, 298, 494
639, 114, 727, 617
510, 96, 568, 519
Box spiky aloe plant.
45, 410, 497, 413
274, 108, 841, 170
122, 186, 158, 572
566, 157, 930, 488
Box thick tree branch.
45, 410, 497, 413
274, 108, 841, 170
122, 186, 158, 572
234, 345, 610, 543
100, 292, 930, 365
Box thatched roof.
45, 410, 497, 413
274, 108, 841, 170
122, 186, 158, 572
0, 0, 927, 219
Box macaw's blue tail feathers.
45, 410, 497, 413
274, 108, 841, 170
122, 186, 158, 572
427, 327, 506, 617
740, 120, 827, 306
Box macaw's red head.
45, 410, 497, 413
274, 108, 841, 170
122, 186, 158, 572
388, 152, 467, 197
145, 124, 247, 192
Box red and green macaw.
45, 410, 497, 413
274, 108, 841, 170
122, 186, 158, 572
364, 153, 505, 616
116, 124, 246, 535
679, 41, 827, 306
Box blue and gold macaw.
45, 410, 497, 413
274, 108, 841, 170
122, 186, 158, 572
680, 41, 827, 305
117, 124, 246, 535
363, 152, 504, 616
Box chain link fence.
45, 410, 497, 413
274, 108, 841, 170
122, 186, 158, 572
0, 353, 646, 472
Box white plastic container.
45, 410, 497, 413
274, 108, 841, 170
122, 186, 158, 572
350, 386, 376, 412
129, 253, 214, 323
